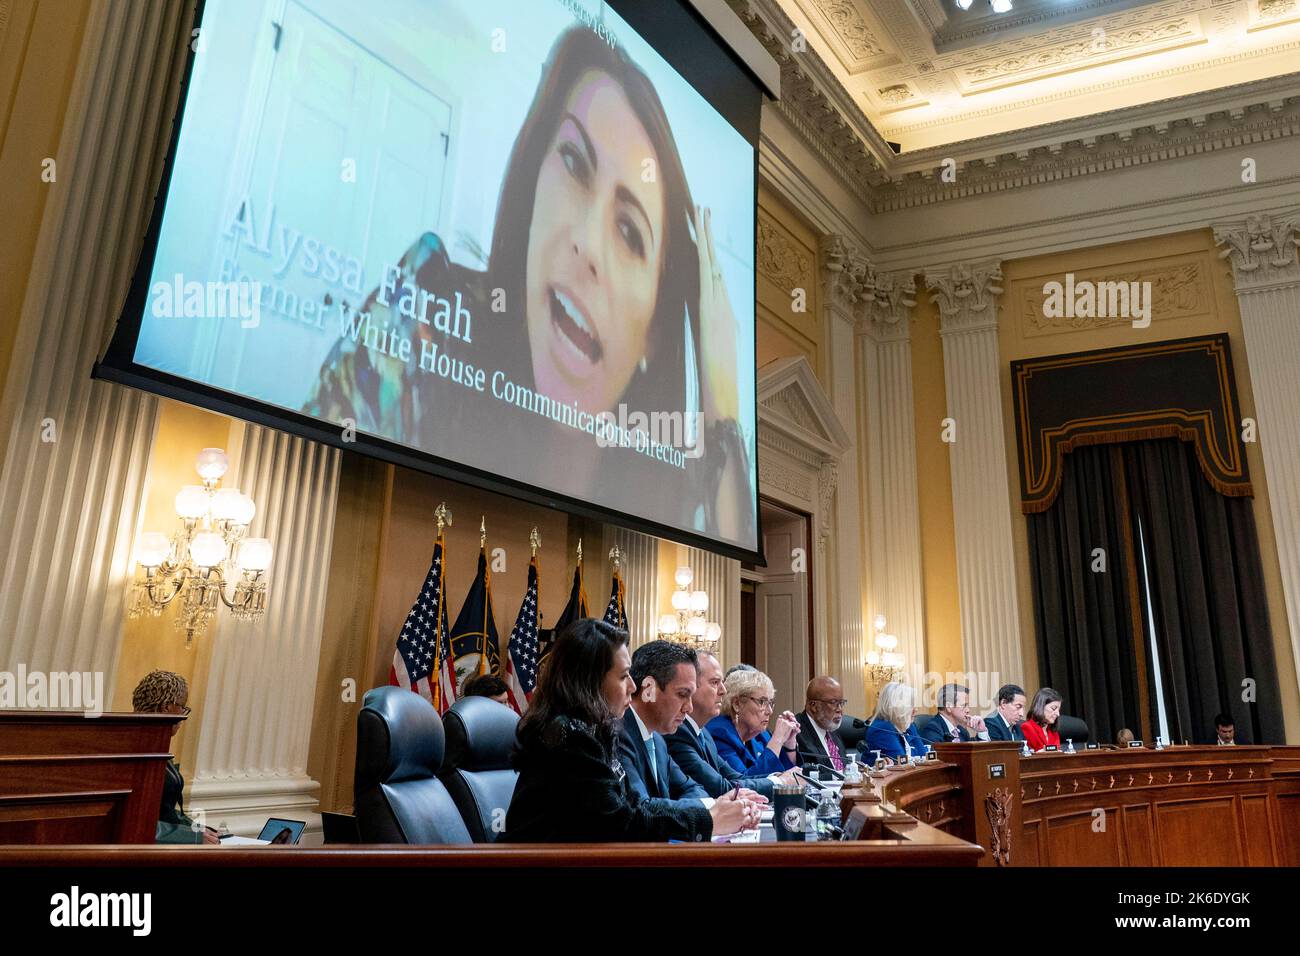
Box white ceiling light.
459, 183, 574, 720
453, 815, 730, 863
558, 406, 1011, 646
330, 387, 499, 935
990, 0, 1014, 13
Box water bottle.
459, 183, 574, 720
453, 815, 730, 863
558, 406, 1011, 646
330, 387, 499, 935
814, 787, 839, 841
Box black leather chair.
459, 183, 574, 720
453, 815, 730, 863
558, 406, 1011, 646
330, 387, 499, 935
1057, 714, 1090, 745
913, 713, 934, 739
440, 695, 520, 843
354, 686, 472, 844
837, 715, 868, 751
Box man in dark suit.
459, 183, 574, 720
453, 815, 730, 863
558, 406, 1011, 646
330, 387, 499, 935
668, 650, 793, 799
984, 684, 1026, 742
617, 641, 712, 808
795, 676, 850, 771
920, 682, 989, 744
1214, 713, 1238, 745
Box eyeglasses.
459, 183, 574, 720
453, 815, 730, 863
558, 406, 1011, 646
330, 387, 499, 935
811, 698, 847, 709
743, 695, 775, 710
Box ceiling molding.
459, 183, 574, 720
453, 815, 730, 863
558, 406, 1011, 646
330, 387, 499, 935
736, 0, 1300, 215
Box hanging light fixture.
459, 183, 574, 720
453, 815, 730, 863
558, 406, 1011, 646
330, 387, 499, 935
128, 448, 273, 647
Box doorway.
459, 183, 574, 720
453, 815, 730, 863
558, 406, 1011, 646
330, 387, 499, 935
743, 498, 814, 709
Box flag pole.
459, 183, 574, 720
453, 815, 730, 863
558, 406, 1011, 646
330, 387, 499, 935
432, 502, 451, 711
479, 516, 490, 676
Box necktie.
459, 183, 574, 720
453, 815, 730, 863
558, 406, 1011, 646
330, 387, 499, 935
951, 724, 961, 741
826, 734, 844, 771
645, 738, 659, 794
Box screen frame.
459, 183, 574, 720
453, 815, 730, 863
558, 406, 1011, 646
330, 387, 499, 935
94, 0, 766, 564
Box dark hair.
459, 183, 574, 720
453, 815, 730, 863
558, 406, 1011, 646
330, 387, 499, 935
630, 640, 698, 692
1214, 713, 1234, 728
518, 617, 628, 751
996, 684, 1025, 706
936, 683, 969, 710
489, 27, 697, 415
1028, 687, 1063, 728
462, 674, 509, 700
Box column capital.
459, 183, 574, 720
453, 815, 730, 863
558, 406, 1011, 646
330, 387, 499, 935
860, 270, 918, 343
820, 234, 871, 326
926, 260, 1003, 334
1212, 212, 1300, 294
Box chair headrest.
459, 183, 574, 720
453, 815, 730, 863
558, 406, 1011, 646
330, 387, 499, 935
1057, 714, 1090, 743
443, 695, 520, 772
356, 686, 445, 787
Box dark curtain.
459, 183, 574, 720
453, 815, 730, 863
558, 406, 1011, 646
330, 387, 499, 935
1124, 440, 1283, 744
1026, 445, 1144, 745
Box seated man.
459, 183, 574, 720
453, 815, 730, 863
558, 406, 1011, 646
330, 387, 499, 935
131, 670, 219, 845
920, 682, 988, 744
984, 684, 1026, 742
461, 673, 510, 705
667, 650, 792, 799
618, 641, 712, 808
796, 676, 850, 771
1214, 713, 1237, 745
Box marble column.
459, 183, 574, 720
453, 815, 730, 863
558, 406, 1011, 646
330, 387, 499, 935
859, 270, 927, 688
925, 261, 1024, 691
1212, 211, 1300, 693
188, 423, 341, 836
820, 237, 869, 711
0, 0, 189, 689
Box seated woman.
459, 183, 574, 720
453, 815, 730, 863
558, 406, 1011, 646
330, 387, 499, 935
860, 681, 928, 763
505, 618, 756, 842
1021, 688, 1063, 752
131, 670, 218, 845
705, 667, 798, 775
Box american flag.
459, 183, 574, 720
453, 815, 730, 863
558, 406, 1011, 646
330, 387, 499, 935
602, 569, 627, 630
390, 534, 456, 714
505, 557, 541, 714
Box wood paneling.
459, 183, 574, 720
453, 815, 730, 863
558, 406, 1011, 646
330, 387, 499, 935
0, 711, 180, 844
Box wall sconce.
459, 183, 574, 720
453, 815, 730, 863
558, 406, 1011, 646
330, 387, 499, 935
658, 565, 721, 653
128, 448, 273, 647
865, 614, 904, 687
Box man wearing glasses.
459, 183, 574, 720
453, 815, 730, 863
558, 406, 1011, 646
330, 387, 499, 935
796, 676, 850, 772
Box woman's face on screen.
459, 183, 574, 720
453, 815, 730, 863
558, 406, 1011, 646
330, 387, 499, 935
525, 69, 666, 415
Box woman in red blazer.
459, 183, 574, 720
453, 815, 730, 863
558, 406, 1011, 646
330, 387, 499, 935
1021, 687, 1063, 752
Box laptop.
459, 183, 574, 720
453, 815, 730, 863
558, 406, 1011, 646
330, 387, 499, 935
321, 811, 360, 844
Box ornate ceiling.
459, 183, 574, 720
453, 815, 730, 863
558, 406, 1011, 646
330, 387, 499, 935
772, 0, 1300, 149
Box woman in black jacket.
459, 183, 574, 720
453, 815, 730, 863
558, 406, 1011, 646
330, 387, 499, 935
505, 618, 750, 843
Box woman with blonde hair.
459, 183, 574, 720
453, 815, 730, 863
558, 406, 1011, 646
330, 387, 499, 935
705, 666, 799, 774
861, 681, 928, 763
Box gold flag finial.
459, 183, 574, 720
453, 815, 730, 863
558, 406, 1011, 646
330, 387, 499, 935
529, 527, 540, 556
577, 538, 583, 563
434, 502, 452, 535
608, 545, 623, 570
480, 515, 486, 550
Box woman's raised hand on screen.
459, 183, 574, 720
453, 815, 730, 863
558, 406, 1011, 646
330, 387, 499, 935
694, 204, 739, 424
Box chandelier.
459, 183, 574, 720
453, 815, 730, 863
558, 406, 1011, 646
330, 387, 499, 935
128, 448, 273, 647
658, 566, 721, 653
864, 614, 904, 687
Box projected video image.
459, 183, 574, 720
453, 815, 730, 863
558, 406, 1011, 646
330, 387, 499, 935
134, 0, 758, 552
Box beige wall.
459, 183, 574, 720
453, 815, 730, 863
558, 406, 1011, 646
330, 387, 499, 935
910, 289, 964, 679
756, 185, 823, 383
0, 0, 91, 459
998, 229, 1300, 741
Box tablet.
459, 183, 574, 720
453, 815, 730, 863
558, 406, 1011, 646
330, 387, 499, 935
257, 818, 306, 845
